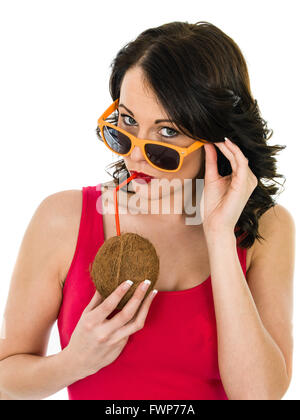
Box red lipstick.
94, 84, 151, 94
129, 170, 154, 184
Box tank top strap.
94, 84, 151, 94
61, 184, 105, 298
81, 184, 105, 251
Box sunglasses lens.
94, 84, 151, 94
145, 143, 180, 170
102, 125, 180, 171
103, 125, 131, 154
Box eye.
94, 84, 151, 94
120, 113, 179, 139
160, 127, 179, 138
121, 114, 137, 126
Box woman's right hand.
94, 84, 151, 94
64, 279, 157, 380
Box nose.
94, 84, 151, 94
129, 144, 146, 163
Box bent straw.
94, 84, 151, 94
113, 173, 138, 236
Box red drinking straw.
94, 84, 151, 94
113, 173, 138, 236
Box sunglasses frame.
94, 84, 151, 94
97, 98, 206, 173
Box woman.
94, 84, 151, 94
0, 21, 295, 400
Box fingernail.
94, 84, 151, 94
151, 289, 158, 298
141, 279, 151, 291
123, 280, 133, 290
225, 137, 231, 142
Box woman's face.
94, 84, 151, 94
118, 66, 204, 200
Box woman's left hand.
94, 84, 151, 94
200, 137, 258, 237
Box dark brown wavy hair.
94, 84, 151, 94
95, 20, 286, 249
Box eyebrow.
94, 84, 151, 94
118, 103, 175, 124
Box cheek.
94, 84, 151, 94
180, 150, 202, 178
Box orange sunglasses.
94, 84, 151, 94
97, 98, 206, 173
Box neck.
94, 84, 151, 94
118, 177, 203, 227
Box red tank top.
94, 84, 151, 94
57, 184, 247, 400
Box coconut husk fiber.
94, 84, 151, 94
89, 232, 160, 311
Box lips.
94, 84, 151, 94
129, 170, 154, 184
130, 170, 154, 179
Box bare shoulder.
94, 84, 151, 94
258, 203, 295, 234
252, 203, 295, 261
247, 202, 296, 293
245, 203, 295, 382
39, 189, 83, 286
39, 189, 82, 220
0, 189, 83, 362
21, 189, 84, 289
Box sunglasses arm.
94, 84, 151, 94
98, 99, 119, 124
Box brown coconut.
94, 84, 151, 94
89, 232, 159, 311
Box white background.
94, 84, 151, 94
0, 0, 299, 400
